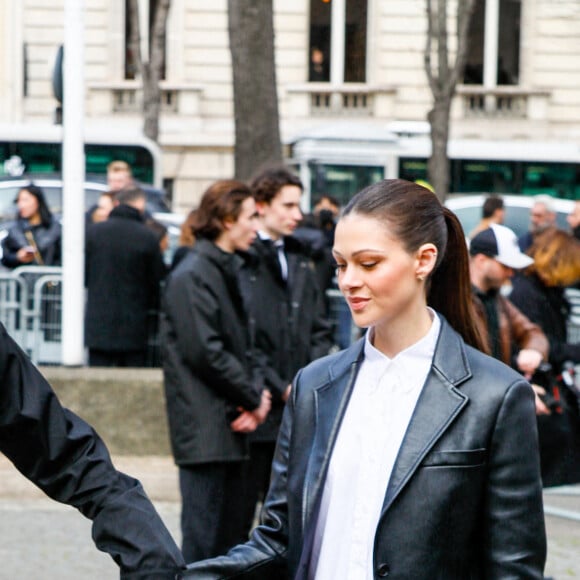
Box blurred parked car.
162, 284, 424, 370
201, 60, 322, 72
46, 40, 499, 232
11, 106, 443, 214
445, 194, 575, 239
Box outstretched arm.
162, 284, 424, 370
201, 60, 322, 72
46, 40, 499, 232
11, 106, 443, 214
0, 324, 185, 579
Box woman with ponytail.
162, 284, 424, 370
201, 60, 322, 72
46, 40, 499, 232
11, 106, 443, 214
180, 179, 546, 580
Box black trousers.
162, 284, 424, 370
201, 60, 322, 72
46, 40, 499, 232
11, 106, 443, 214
179, 461, 247, 563
88, 348, 146, 367
242, 441, 277, 536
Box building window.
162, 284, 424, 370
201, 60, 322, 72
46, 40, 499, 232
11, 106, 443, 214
464, 0, 521, 86
308, 0, 367, 83
124, 0, 166, 81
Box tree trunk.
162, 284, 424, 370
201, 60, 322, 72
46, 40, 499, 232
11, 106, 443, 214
228, 0, 282, 181
424, 0, 477, 202
427, 100, 451, 201
144, 0, 170, 141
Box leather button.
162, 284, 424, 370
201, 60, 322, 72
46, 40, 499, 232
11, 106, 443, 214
377, 563, 390, 577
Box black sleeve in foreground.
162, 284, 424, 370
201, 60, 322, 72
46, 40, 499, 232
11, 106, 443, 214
0, 323, 185, 578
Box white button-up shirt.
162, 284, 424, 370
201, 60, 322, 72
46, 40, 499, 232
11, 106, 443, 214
309, 311, 441, 580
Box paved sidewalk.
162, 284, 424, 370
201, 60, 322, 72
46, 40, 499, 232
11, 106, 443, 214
1, 455, 580, 578
0, 454, 181, 579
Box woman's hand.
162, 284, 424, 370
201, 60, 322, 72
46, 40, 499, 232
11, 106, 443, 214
16, 246, 36, 264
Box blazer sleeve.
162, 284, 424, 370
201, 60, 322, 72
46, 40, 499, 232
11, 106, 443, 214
483, 378, 547, 578
0, 324, 185, 579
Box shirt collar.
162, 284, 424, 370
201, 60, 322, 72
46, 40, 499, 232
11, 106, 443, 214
363, 308, 441, 370
259, 231, 284, 247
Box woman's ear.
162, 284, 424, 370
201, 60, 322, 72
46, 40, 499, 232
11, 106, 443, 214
415, 243, 438, 280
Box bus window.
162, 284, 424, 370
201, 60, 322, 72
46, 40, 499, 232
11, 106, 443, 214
0, 142, 61, 174
85, 144, 155, 184
0, 125, 161, 187
309, 163, 383, 208
521, 162, 579, 199
399, 157, 428, 184
453, 159, 515, 193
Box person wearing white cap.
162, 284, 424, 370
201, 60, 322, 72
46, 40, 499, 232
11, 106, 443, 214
469, 224, 550, 414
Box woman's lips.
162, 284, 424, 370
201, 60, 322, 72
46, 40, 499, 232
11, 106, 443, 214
347, 296, 370, 311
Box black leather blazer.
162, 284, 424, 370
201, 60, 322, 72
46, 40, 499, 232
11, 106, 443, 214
180, 315, 546, 579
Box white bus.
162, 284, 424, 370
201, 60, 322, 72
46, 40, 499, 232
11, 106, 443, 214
0, 123, 163, 188
289, 122, 580, 208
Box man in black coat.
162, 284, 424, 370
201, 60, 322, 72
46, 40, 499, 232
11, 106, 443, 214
85, 187, 166, 367
0, 323, 184, 578
239, 166, 333, 530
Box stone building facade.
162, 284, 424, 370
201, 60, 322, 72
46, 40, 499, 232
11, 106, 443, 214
1, 0, 579, 211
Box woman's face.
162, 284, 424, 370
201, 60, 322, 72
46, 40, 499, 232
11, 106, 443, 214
227, 197, 259, 251
17, 189, 40, 220
333, 213, 427, 330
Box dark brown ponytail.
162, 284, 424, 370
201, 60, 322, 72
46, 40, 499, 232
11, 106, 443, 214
428, 208, 485, 351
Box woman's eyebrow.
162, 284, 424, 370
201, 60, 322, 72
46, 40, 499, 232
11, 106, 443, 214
333, 248, 385, 257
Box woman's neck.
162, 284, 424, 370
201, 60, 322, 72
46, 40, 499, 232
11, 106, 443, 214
372, 306, 433, 359
27, 213, 42, 226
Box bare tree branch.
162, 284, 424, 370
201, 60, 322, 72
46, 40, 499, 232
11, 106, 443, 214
436, 0, 449, 95
424, 0, 438, 96
448, 0, 477, 92
127, 0, 143, 80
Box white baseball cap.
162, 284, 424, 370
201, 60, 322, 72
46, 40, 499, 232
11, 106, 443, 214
469, 224, 534, 269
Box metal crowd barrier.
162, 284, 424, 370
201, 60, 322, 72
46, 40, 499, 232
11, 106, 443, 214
0, 266, 63, 365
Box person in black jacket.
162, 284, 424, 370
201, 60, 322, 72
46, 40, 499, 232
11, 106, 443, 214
1, 183, 61, 268
85, 187, 166, 367
161, 180, 271, 563
0, 323, 184, 578
239, 166, 333, 534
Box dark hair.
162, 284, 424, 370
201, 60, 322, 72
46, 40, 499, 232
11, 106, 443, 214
17, 183, 53, 227
482, 195, 504, 219
250, 165, 303, 204
192, 180, 253, 241
314, 194, 340, 209
116, 187, 146, 205
342, 179, 484, 351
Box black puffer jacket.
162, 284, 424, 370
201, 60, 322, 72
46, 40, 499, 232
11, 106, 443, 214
1, 217, 61, 267
161, 239, 262, 465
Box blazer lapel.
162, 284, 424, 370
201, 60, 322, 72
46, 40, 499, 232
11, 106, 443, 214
382, 318, 472, 513
302, 340, 365, 529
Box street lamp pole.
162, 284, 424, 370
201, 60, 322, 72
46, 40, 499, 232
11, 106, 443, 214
61, 0, 86, 366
